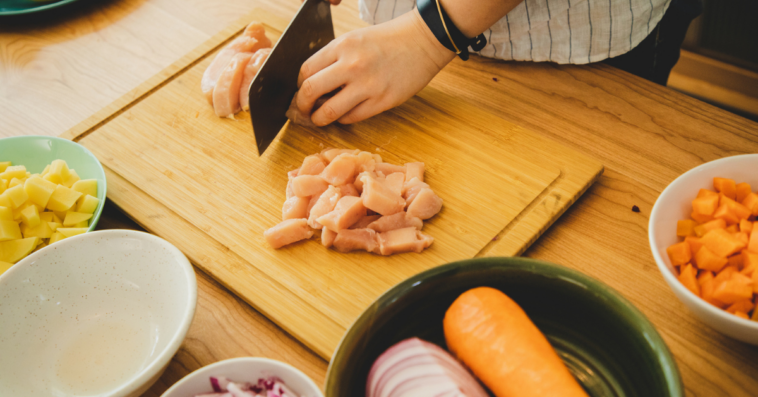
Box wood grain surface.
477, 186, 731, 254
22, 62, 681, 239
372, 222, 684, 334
72, 12, 601, 358
3, 0, 758, 395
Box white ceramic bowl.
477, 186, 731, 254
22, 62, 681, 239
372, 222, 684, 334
0, 230, 197, 397
160, 357, 324, 397
649, 154, 758, 345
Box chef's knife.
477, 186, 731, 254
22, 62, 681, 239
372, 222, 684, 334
248, 0, 335, 156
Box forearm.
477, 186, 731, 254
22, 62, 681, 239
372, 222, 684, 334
439, 0, 524, 38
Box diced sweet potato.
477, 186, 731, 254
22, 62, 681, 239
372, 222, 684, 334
317, 196, 367, 232
742, 251, 758, 277
749, 229, 758, 254
677, 220, 697, 237
714, 177, 737, 200
714, 266, 738, 287
736, 182, 752, 203
685, 236, 703, 260
678, 264, 700, 296
733, 231, 749, 247
697, 271, 714, 286
720, 195, 752, 220
694, 219, 726, 237
692, 194, 719, 216
727, 254, 744, 270
712, 273, 753, 304
726, 299, 754, 314
700, 277, 726, 308
740, 219, 754, 233
735, 311, 749, 319
697, 188, 719, 198
696, 246, 728, 272
264, 219, 314, 249
713, 204, 740, 225
667, 241, 691, 267
690, 211, 713, 224
700, 228, 746, 257
742, 193, 758, 216
725, 224, 739, 233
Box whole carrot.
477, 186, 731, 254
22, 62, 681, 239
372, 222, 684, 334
443, 287, 588, 397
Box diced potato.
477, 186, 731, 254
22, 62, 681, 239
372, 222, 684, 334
0, 220, 22, 241
52, 211, 65, 223
57, 228, 87, 238
0, 195, 11, 209
44, 160, 71, 185
0, 260, 12, 276
0, 161, 11, 173
77, 195, 100, 214
62, 169, 80, 188
20, 205, 40, 228
39, 212, 54, 223
48, 231, 66, 244
63, 211, 93, 226
0, 178, 7, 194
22, 221, 53, 239
48, 222, 61, 232
0, 206, 11, 221
74, 221, 89, 228
9, 177, 25, 188
47, 185, 82, 212
0, 237, 39, 263
0, 165, 26, 181
24, 175, 57, 208
71, 179, 98, 199
40, 164, 50, 176
33, 242, 48, 253
1, 184, 29, 209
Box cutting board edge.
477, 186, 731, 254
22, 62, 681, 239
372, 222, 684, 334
100, 165, 344, 360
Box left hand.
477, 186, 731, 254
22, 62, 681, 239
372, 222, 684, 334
295, 8, 455, 126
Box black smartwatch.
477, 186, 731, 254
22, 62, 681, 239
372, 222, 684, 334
416, 0, 487, 60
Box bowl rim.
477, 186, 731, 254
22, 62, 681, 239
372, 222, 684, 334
325, 256, 683, 396
159, 357, 324, 397
648, 154, 758, 331
0, 135, 108, 233
0, 229, 198, 397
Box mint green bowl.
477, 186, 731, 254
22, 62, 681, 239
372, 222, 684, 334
326, 257, 683, 397
0, 136, 107, 232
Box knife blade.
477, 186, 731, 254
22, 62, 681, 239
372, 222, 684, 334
248, 0, 335, 156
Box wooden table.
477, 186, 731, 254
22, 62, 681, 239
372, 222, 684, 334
2, 0, 758, 396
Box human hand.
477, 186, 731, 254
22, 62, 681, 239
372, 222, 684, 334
295, 8, 455, 126
303, 0, 341, 5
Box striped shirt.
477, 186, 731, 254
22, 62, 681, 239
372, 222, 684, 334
359, 0, 671, 64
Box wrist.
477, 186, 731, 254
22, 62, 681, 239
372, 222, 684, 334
408, 8, 456, 69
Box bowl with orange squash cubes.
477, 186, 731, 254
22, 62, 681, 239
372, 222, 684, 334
0, 136, 106, 275
649, 154, 758, 345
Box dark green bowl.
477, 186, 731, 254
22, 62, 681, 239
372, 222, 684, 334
325, 257, 682, 397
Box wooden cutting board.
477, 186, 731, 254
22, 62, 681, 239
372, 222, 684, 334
67, 8, 603, 360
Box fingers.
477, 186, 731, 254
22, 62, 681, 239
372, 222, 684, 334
296, 63, 347, 116
337, 97, 387, 125
330, 0, 342, 4
298, 40, 339, 87
310, 87, 369, 126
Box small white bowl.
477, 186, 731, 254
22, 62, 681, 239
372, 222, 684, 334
160, 357, 324, 397
649, 154, 758, 345
0, 230, 197, 397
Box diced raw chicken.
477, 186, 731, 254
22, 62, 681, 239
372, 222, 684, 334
377, 227, 434, 255
282, 196, 309, 220
338, 183, 360, 197
333, 228, 379, 253
406, 187, 443, 220
360, 174, 406, 216
299, 154, 327, 176
306, 184, 329, 217
239, 48, 271, 111
264, 219, 313, 249
405, 162, 425, 182
403, 177, 431, 207
213, 52, 254, 118
353, 171, 376, 193
321, 148, 359, 163
385, 172, 405, 196
286, 180, 294, 199
201, 22, 271, 105
288, 168, 299, 178
375, 162, 406, 176
308, 185, 341, 228
291, 175, 328, 197
320, 153, 358, 185
350, 214, 382, 229
317, 196, 367, 232
322, 227, 337, 248
354, 151, 377, 173
368, 212, 423, 233
285, 91, 335, 128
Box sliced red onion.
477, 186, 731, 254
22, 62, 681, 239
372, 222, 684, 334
210, 376, 232, 392
196, 394, 232, 397
227, 383, 256, 397
199, 376, 301, 397
367, 338, 489, 397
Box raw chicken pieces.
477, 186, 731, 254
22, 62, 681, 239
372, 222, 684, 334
263, 149, 443, 255
201, 21, 272, 117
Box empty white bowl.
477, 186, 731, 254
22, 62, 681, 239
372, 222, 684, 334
649, 154, 758, 345
0, 230, 197, 396
160, 357, 323, 397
